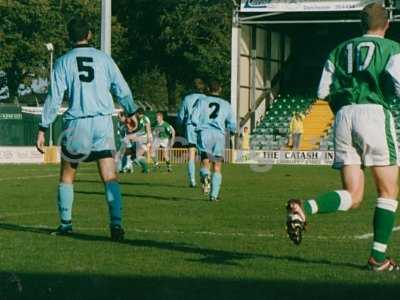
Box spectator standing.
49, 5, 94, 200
241, 126, 250, 151
240, 126, 251, 161
290, 113, 304, 150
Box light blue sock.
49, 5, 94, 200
211, 173, 222, 199
105, 181, 122, 226
188, 160, 196, 184
200, 167, 210, 181
58, 183, 74, 227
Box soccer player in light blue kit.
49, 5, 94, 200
177, 78, 207, 187
193, 81, 236, 201
36, 18, 137, 241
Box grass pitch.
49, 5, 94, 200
0, 163, 399, 299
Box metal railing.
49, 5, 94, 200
153, 148, 235, 164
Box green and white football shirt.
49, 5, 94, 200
318, 34, 400, 114
153, 121, 173, 140
136, 115, 151, 136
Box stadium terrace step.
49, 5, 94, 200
250, 94, 315, 150
301, 100, 334, 150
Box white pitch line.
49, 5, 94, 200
0, 211, 54, 218
2, 221, 398, 241
354, 226, 400, 240
0, 174, 58, 182
0, 169, 99, 183
0, 224, 359, 241
7, 222, 398, 242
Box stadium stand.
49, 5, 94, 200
251, 95, 336, 151
318, 126, 334, 151
302, 100, 334, 150
250, 95, 315, 150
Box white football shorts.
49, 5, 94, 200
333, 104, 399, 169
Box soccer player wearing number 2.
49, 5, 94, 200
287, 3, 400, 272
36, 18, 137, 241
193, 81, 236, 201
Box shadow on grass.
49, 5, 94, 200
75, 190, 198, 202
0, 223, 363, 270
0, 271, 399, 300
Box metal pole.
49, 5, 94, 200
250, 49, 257, 112
101, 0, 112, 55
230, 8, 240, 149
388, 0, 394, 21
49, 50, 54, 146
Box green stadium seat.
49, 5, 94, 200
250, 94, 316, 150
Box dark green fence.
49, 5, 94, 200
0, 105, 119, 147
0, 106, 24, 145
0, 105, 176, 147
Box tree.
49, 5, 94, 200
0, 0, 234, 107
0, 0, 62, 100
114, 0, 234, 109
161, 0, 233, 100
0, 0, 127, 101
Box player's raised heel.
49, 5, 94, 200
51, 225, 73, 236
201, 175, 211, 194
286, 199, 306, 245
367, 257, 400, 272
110, 225, 125, 242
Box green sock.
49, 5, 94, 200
141, 159, 148, 173
371, 198, 398, 262
304, 190, 352, 215
135, 157, 148, 173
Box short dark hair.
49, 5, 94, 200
361, 3, 389, 32
156, 111, 164, 117
68, 18, 91, 43
136, 107, 145, 115
209, 80, 221, 94
193, 78, 206, 93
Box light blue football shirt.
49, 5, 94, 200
177, 92, 206, 126
193, 95, 237, 135
40, 45, 137, 128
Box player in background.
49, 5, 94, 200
125, 108, 152, 173
36, 18, 137, 241
177, 79, 207, 187
152, 112, 175, 172
286, 3, 400, 271
117, 112, 136, 173
193, 81, 236, 201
